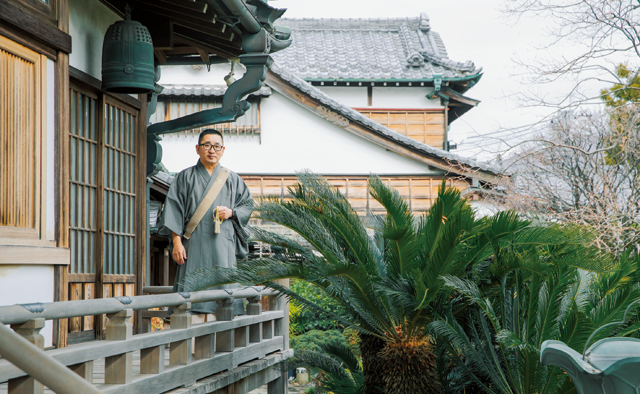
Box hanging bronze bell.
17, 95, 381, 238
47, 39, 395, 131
101, 5, 154, 94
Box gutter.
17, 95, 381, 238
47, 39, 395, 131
220, 0, 261, 34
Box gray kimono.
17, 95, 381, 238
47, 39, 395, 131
158, 161, 252, 314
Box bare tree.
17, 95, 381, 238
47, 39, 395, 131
497, 106, 640, 254
504, 0, 640, 110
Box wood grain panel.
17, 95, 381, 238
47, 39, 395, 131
69, 283, 82, 332
0, 36, 43, 237
113, 283, 124, 297
241, 175, 470, 217
83, 283, 95, 330
359, 110, 445, 147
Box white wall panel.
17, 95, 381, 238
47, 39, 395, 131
0, 265, 55, 347
160, 92, 441, 176
372, 87, 440, 108
69, 0, 120, 79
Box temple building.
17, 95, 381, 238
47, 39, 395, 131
150, 13, 500, 217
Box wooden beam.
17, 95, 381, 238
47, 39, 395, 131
161, 0, 208, 13
265, 71, 503, 184
135, 14, 174, 51
197, 48, 209, 63
136, 6, 230, 41
0, 1, 71, 53
137, 0, 214, 23
164, 46, 199, 56
154, 50, 168, 64
172, 30, 239, 57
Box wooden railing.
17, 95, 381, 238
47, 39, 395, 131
0, 286, 291, 394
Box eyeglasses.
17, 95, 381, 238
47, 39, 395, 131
199, 143, 224, 152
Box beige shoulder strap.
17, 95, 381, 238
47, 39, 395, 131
183, 167, 230, 240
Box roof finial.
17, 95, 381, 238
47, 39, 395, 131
419, 12, 430, 31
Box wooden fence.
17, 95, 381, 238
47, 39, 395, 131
0, 287, 290, 394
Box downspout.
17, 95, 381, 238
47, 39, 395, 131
427, 76, 450, 151
220, 0, 261, 34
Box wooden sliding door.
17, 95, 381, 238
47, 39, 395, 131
67, 80, 140, 343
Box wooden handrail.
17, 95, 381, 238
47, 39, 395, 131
142, 286, 174, 294
0, 286, 275, 325
0, 321, 103, 394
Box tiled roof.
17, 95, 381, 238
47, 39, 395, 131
272, 13, 481, 82
269, 63, 501, 177
159, 85, 272, 97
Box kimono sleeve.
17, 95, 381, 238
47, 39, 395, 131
157, 172, 188, 239
231, 175, 253, 259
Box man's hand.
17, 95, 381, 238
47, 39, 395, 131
216, 206, 233, 220
171, 232, 187, 265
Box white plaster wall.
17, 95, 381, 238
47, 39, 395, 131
69, 0, 120, 79
0, 266, 55, 347
159, 91, 441, 176
159, 64, 241, 86
46, 59, 55, 240
316, 87, 368, 107
314, 86, 441, 109
372, 87, 440, 108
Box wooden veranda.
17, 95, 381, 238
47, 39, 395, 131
0, 286, 291, 394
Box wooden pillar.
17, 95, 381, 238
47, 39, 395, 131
267, 375, 287, 394
105, 309, 133, 384
247, 296, 262, 344
135, 92, 148, 336
140, 345, 165, 374
169, 302, 192, 366
216, 297, 235, 353
69, 361, 94, 383
194, 333, 215, 360
8, 319, 45, 394
271, 279, 289, 350
53, 0, 70, 347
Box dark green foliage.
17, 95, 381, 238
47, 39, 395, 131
290, 330, 349, 353
290, 279, 345, 332
288, 338, 364, 394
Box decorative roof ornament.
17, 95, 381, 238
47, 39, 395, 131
419, 12, 431, 31
400, 24, 424, 68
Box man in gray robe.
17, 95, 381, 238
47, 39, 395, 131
158, 129, 252, 315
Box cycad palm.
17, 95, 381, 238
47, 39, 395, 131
184, 173, 477, 393
431, 216, 636, 394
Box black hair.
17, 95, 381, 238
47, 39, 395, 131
198, 129, 224, 145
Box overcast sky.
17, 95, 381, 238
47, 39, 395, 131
273, 0, 610, 162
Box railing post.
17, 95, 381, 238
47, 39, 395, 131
215, 297, 235, 353
69, 361, 94, 384
269, 279, 289, 350
8, 318, 45, 394
169, 302, 192, 366
105, 308, 133, 384
247, 296, 262, 344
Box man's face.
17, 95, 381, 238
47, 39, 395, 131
196, 134, 225, 167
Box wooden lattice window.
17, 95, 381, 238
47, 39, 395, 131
103, 98, 136, 276
69, 84, 137, 277
357, 109, 445, 148
243, 175, 470, 215
0, 35, 47, 241
150, 96, 261, 140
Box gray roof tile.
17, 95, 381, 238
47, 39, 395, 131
273, 13, 481, 82
159, 85, 272, 97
